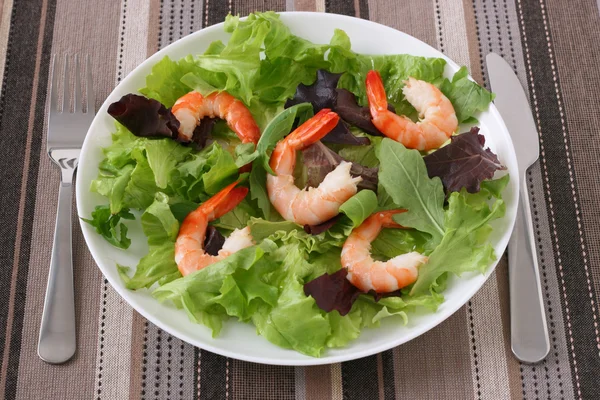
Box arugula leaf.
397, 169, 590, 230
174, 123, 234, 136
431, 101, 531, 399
81, 205, 134, 249
377, 138, 445, 243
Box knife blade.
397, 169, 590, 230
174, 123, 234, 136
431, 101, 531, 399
487, 52, 550, 363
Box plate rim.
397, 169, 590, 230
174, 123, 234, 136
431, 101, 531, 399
76, 11, 519, 366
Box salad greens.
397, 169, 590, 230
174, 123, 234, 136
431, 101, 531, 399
84, 11, 507, 357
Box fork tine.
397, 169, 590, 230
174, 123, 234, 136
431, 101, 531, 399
85, 55, 94, 114
73, 54, 82, 113
49, 54, 58, 111
61, 55, 69, 113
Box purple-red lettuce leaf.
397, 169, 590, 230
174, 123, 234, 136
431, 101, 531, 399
335, 88, 395, 137
303, 215, 341, 236
423, 127, 506, 194
285, 70, 372, 145
204, 225, 225, 256
284, 69, 341, 110
321, 120, 370, 146
303, 269, 404, 316
303, 269, 361, 315
108, 94, 179, 139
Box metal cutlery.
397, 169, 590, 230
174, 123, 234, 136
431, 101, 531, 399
38, 54, 94, 364
487, 52, 550, 363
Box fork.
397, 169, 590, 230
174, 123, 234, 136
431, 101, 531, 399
38, 54, 94, 364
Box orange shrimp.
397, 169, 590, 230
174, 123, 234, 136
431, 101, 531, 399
341, 210, 428, 293
175, 182, 254, 277
365, 70, 458, 151
172, 91, 260, 144
266, 109, 362, 226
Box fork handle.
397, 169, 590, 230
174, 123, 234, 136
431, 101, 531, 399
38, 180, 76, 364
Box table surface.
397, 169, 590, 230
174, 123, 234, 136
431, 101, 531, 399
1, 0, 600, 399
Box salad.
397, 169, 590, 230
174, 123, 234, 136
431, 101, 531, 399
84, 12, 508, 357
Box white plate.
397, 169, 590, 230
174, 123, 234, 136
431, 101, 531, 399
76, 12, 518, 366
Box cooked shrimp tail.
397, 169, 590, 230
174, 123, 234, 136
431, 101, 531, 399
269, 108, 339, 172
377, 209, 406, 228
365, 70, 458, 151
341, 209, 428, 293
365, 70, 389, 114
200, 181, 248, 220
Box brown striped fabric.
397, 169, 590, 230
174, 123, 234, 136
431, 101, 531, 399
0, 0, 599, 398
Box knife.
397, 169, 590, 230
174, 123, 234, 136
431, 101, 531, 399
487, 53, 550, 363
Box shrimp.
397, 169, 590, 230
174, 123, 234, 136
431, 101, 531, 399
172, 91, 261, 145
266, 109, 362, 226
365, 70, 458, 151
175, 182, 255, 277
341, 210, 428, 293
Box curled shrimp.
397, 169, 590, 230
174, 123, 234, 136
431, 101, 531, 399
266, 109, 362, 226
341, 210, 428, 293
175, 182, 254, 277
172, 91, 261, 144
365, 70, 458, 151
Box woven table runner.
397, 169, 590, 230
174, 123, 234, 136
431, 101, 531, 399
1, 0, 599, 399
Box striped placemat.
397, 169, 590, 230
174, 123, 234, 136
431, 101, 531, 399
1, 0, 599, 399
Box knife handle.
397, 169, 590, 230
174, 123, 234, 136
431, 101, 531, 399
508, 174, 550, 363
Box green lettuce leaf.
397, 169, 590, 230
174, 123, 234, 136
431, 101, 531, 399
144, 139, 192, 189
440, 67, 495, 124
410, 185, 506, 295
154, 245, 278, 336
122, 148, 160, 211
139, 55, 199, 107
118, 193, 181, 290
169, 142, 239, 202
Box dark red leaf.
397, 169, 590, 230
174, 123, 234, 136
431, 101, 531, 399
304, 269, 403, 315
303, 215, 341, 235
322, 120, 371, 146
304, 269, 361, 315
334, 88, 394, 137
285, 70, 373, 146
108, 94, 179, 139
424, 127, 506, 193
204, 225, 225, 256
191, 117, 218, 150
285, 69, 342, 111
303, 141, 378, 192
